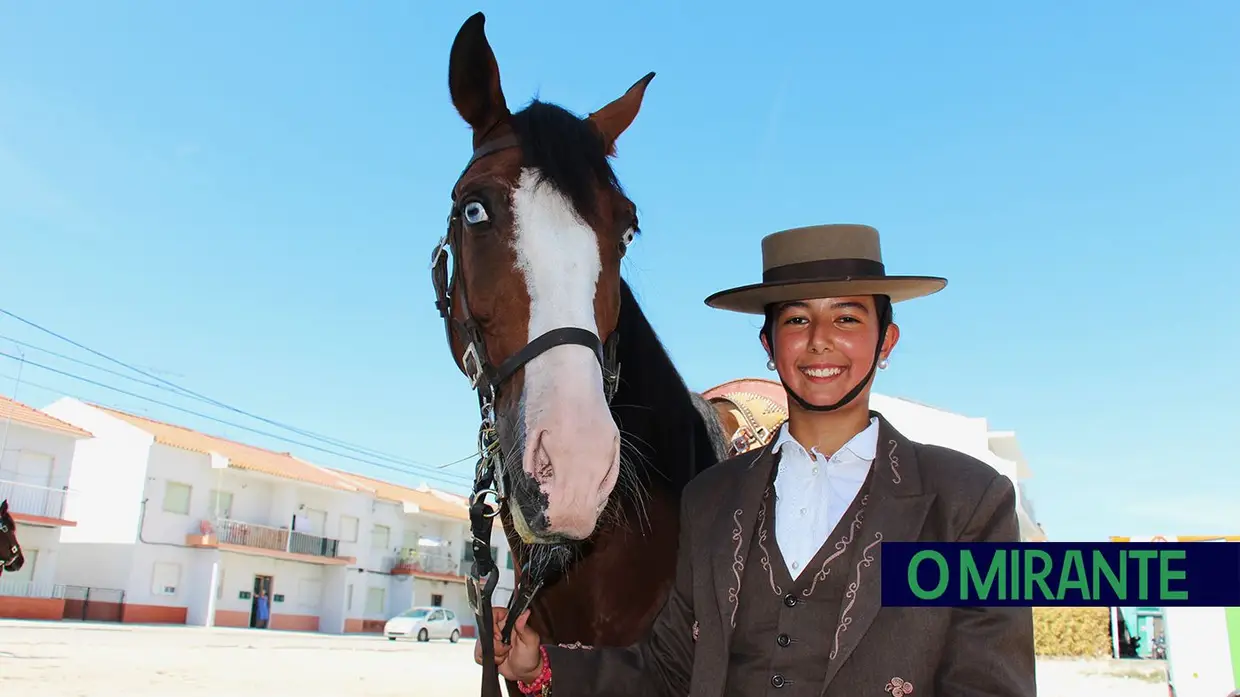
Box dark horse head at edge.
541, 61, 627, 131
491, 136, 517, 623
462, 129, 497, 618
0, 500, 25, 575
440, 11, 727, 644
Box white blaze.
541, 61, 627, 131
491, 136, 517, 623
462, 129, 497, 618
509, 168, 621, 540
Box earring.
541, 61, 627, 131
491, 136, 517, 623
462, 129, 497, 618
878, 358, 890, 370
766, 358, 776, 371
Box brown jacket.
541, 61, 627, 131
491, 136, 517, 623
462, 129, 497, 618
542, 413, 1037, 697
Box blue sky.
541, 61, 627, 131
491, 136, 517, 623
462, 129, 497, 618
1, 2, 1236, 542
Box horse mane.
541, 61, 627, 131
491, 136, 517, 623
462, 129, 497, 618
610, 278, 726, 500
508, 100, 632, 231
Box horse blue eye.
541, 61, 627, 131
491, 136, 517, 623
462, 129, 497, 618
463, 201, 489, 225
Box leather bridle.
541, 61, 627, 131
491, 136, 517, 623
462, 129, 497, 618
430, 133, 628, 697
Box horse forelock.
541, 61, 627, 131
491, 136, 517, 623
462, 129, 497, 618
508, 100, 627, 229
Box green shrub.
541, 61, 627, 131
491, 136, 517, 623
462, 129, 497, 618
1033, 606, 1112, 657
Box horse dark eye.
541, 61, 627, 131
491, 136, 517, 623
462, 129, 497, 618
463, 201, 489, 225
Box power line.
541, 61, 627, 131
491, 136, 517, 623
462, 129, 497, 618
0, 309, 478, 476
0, 351, 473, 489
0, 308, 456, 471
0, 334, 189, 396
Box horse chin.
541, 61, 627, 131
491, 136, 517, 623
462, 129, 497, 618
506, 494, 578, 582
509, 498, 562, 546
4, 556, 23, 573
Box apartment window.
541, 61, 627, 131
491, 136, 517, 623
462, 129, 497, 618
298, 579, 323, 609
431, 593, 443, 607
162, 482, 191, 515
152, 562, 180, 595
346, 584, 353, 611
208, 489, 233, 519
506, 552, 513, 570
340, 515, 359, 543
365, 586, 385, 616
371, 524, 390, 551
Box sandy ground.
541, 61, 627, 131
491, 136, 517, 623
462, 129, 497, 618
0, 619, 1170, 697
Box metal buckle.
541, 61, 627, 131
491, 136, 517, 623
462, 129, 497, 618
470, 488, 503, 518
462, 343, 484, 388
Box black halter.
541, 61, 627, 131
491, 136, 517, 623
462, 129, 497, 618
430, 134, 625, 697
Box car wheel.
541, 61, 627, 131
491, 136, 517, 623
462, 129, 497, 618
418, 628, 429, 642
450, 630, 460, 644
388, 637, 396, 641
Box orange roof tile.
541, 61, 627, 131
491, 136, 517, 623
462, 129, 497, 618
90, 404, 365, 494
0, 395, 93, 439
330, 469, 470, 522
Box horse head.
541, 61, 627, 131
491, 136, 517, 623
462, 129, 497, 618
437, 12, 654, 547
0, 500, 24, 574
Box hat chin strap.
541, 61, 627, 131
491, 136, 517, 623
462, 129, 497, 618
778, 309, 891, 413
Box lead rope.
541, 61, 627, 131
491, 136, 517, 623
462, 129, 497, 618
467, 391, 505, 697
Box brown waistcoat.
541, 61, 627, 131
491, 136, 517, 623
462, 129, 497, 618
724, 465, 875, 696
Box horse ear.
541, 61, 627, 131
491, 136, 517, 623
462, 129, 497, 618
448, 12, 511, 145
589, 72, 655, 156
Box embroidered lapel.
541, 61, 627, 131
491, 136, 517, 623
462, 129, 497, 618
712, 443, 775, 648
820, 414, 936, 692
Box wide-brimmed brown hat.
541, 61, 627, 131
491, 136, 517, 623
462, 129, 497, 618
704, 224, 947, 314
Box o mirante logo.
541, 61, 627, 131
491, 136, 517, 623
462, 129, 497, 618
880, 542, 1239, 607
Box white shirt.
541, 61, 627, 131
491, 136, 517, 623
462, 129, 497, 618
770, 417, 878, 581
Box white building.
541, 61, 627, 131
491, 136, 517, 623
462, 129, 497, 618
869, 393, 1046, 541
0, 395, 94, 620
39, 398, 485, 634
328, 469, 479, 636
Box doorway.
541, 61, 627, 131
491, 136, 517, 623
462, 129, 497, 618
250, 575, 273, 628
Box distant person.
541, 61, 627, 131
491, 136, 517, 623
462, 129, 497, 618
256, 589, 270, 629
477, 225, 1037, 695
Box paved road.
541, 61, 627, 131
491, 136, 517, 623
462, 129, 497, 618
0, 620, 483, 697
0, 620, 1169, 697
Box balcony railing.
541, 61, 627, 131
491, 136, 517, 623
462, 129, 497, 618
0, 479, 67, 520
208, 518, 342, 559
388, 549, 461, 576
0, 579, 65, 599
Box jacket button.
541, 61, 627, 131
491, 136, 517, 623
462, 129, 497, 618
776, 633, 791, 647
783, 593, 798, 607
771, 674, 786, 688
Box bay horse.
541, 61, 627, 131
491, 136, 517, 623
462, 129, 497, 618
434, 12, 727, 697
0, 500, 25, 577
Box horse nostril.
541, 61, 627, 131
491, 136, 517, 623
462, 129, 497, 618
530, 430, 554, 484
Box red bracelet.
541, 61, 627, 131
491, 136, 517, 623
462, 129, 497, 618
517, 645, 551, 695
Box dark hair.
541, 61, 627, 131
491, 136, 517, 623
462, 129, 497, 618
760, 295, 893, 349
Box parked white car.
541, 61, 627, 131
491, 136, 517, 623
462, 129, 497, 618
384, 606, 462, 643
